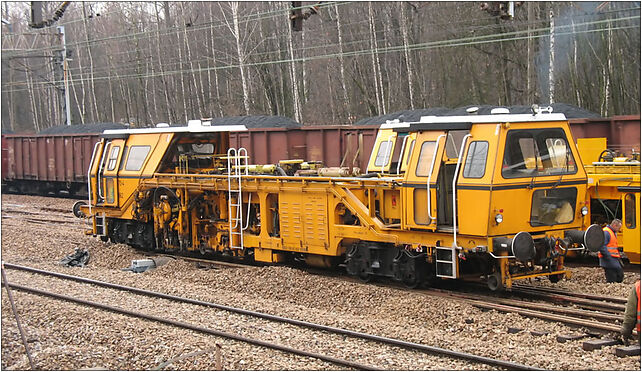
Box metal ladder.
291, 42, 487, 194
95, 212, 107, 237
227, 148, 249, 250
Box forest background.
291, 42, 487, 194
1, 1, 640, 133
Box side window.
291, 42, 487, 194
405, 140, 415, 166
106, 146, 120, 171
374, 141, 392, 167
415, 141, 436, 177
445, 130, 470, 158
125, 146, 151, 171
463, 141, 489, 178
625, 193, 636, 228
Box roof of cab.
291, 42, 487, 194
101, 119, 248, 138
392, 112, 568, 132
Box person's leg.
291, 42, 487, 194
604, 268, 617, 283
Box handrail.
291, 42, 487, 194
97, 141, 110, 199
452, 134, 472, 248
239, 148, 252, 231
427, 134, 446, 222
380, 135, 395, 173
395, 135, 410, 175
87, 141, 101, 216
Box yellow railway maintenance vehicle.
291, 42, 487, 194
577, 138, 640, 264
76, 109, 604, 290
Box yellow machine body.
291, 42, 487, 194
577, 138, 640, 264
81, 114, 603, 290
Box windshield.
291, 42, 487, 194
530, 187, 577, 226
502, 129, 577, 178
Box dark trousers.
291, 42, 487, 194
604, 267, 624, 283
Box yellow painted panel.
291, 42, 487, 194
577, 138, 607, 165
457, 190, 490, 236
302, 193, 329, 249
279, 192, 302, 247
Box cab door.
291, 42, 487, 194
622, 192, 640, 264
403, 131, 447, 230
101, 139, 125, 206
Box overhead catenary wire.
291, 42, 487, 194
4, 1, 637, 59
2, 13, 638, 94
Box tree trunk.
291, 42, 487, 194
334, 3, 349, 120
400, 4, 415, 109
368, 2, 383, 115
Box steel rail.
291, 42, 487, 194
509, 287, 625, 313
2, 281, 380, 371
512, 284, 627, 304
3, 263, 539, 371
424, 290, 621, 333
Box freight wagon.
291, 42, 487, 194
2, 112, 639, 197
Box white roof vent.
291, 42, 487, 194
188, 119, 202, 127
156, 123, 170, 128
490, 108, 510, 115
201, 118, 212, 126
466, 107, 479, 114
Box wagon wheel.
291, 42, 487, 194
72, 201, 87, 218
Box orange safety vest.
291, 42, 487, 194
635, 280, 640, 334
599, 226, 620, 258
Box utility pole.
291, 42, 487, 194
57, 25, 71, 125
548, 9, 555, 104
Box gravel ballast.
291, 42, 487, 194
1, 194, 640, 370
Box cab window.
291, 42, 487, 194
530, 187, 577, 226
415, 141, 436, 177
106, 146, 120, 171
502, 129, 577, 178
625, 193, 636, 228
463, 141, 488, 178
125, 146, 151, 171
374, 141, 393, 167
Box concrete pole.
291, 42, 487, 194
57, 25, 71, 125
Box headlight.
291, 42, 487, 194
581, 206, 588, 216
495, 214, 503, 224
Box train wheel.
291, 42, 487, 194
358, 268, 372, 283
487, 272, 504, 291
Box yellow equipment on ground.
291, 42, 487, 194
577, 138, 640, 264
77, 110, 605, 290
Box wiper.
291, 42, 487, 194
551, 174, 563, 189
527, 175, 536, 189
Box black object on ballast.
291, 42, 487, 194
59, 248, 90, 267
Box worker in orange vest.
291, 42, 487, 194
599, 219, 624, 283
620, 280, 640, 344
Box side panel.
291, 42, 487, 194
279, 191, 329, 251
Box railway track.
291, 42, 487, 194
143, 253, 628, 334
2, 262, 540, 371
